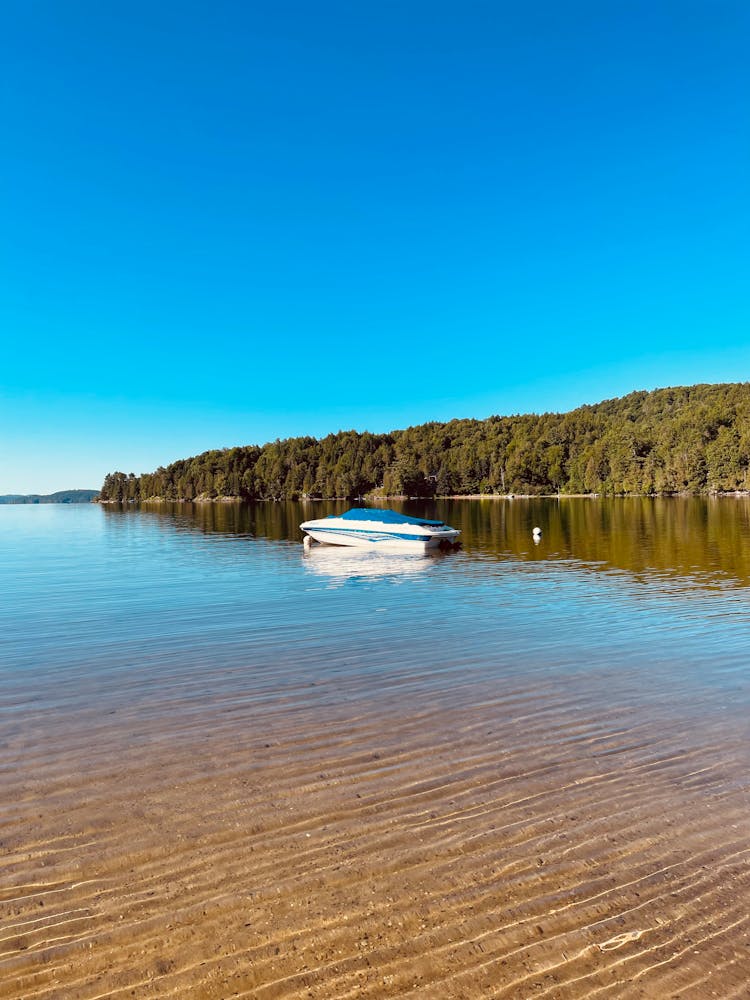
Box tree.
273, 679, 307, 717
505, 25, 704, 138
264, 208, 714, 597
99, 382, 750, 500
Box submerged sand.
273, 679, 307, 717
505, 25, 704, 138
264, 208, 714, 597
2, 669, 749, 1000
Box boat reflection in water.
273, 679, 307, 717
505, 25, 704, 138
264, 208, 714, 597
302, 544, 441, 583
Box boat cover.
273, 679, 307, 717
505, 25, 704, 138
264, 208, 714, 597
337, 508, 445, 527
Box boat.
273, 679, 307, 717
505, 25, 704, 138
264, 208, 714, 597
299, 507, 461, 551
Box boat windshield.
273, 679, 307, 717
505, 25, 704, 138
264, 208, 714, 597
337, 508, 445, 527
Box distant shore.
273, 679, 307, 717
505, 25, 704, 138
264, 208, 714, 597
0, 489, 99, 505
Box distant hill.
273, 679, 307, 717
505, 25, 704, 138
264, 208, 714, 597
0, 490, 99, 505
100, 383, 750, 501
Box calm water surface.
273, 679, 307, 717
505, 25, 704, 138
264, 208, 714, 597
4, 499, 750, 1000
2, 498, 750, 749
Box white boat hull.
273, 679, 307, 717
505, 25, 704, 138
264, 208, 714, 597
304, 527, 456, 551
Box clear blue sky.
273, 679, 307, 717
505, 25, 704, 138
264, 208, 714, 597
2, 1, 748, 493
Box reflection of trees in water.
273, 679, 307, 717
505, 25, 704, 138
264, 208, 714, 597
434, 497, 750, 588
109, 499, 349, 542
103, 497, 750, 590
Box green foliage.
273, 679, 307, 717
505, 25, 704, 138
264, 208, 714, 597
98, 383, 750, 501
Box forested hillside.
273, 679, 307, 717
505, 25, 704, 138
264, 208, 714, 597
99, 383, 750, 501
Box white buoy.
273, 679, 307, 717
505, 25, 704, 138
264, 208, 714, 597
532, 526, 542, 538
303, 535, 313, 550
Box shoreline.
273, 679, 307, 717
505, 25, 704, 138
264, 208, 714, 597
96, 489, 750, 504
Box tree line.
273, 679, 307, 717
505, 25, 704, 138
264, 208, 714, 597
99, 383, 750, 501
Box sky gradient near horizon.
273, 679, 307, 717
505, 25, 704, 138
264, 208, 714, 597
2, 1, 749, 493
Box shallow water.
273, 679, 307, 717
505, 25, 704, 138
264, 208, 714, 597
2, 499, 750, 998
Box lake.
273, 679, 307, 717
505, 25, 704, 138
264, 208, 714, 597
1, 498, 749, 999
